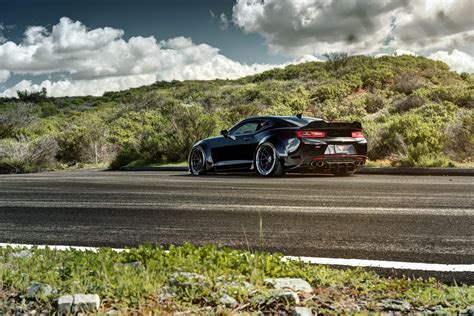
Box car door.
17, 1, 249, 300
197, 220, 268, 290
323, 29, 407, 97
213, 120, 261, 171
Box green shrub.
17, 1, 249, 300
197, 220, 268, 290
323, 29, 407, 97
0, 102, 36, 138
0, 136, 58, 173
367, 102, 457, 161
110, 105, 218, 168
314, 93, 367, 121
365, 92, 388, 114
56, 113, 115, 165
443, 109, 474, 162
367, 128, 407, 161
360, 68, 394, 90
109, 110, 167, 168
158, 104, 218, 162
391, 95, 425, 113
394, 72, 423, 95
396, 143, 451, 167
312, 80, 353, 102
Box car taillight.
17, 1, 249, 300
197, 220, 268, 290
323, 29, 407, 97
352, 131, 364, 138
296, 130, 326, 138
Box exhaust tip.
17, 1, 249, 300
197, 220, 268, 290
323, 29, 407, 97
311, 160, 325, 168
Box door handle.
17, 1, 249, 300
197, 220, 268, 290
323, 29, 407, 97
243, 137, 252, 141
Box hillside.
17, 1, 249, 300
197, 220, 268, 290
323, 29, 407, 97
0, 54, 473, 173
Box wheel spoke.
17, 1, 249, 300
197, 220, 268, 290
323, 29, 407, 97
257, 145, 276, 174
191, 149, 204, 173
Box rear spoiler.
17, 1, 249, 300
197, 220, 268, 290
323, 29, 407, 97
301, 120, 362, 130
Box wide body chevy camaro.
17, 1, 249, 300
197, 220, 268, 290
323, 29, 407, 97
189, 115, 367, 177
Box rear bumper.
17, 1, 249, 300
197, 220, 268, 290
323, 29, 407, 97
286, 154, 367, 173
283, 138, 368, 173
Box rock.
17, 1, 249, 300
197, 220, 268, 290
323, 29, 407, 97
128, 261, 142, 268
265, 278, 313, 293
26, 283, 52, 298
430, 305, 445, 311
72, 294, 100, 313
57, 295, 73, 314
221, 280, 254, 292
169, 272, 206, 287
293, 307, 312, 316
267, 290, 300, 305
219, 294, 238, 308
460, 305, 474, 316
11, 250, 33, 258
380, 299, 411, 312
118, 261, 142, 269
159, 286, 175, 300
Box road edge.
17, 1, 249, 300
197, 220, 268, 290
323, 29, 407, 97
2, 243, 473, 273
118, 166, 474, 176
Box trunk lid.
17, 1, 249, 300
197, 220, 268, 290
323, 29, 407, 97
298, 121, 362, 138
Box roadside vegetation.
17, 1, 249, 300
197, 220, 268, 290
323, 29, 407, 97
1, 243, 472, 314
0, 55, 473, 173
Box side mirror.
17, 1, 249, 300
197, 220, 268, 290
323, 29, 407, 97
220, 129, 236, 140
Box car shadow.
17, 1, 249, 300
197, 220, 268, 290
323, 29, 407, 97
173, 172, 338, 178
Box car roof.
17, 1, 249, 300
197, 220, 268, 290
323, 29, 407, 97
245, 115, 323, 127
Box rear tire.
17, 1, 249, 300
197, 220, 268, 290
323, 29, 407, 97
189, 146, 207, 175
255, 143, 284, 177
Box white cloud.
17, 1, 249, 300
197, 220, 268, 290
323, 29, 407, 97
394, 49, 417, 56
232, 0, 406, 55
0, 70, 10, 83
428, 49, 474, 73
1, 75, 157, 98
232, 0, 474, 59
219, 13, 229, 31
0, 17, 318, 97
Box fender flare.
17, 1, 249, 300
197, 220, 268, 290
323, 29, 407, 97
190, 141, 214, 171
257, 135, 288, 160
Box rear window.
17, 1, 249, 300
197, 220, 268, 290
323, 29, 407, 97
281, 117, 320, 127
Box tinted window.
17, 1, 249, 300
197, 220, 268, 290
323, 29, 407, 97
231, 122, 259, 135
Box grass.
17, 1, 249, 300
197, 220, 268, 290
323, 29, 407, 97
1, 243, 472, 314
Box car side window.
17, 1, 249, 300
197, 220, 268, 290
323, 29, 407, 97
256, 120, 271, 131
230, 122, 259, 135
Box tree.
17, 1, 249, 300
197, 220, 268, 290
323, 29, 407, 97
16, 87, 48, 102
323, 52, 350, 71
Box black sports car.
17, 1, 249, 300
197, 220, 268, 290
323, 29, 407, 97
189, 115, 367, 177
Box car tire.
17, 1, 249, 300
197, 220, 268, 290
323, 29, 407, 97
189, 146, 207, 175
255, 142, 284, 177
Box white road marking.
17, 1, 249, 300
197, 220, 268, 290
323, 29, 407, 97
1, 243, 472, 272
0, 200, 472, 216
281, 256, 474, 272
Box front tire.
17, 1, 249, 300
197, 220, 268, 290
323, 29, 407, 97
255, 143, 284, 177
189, 146, 207, 175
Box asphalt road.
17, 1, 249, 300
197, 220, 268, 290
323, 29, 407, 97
1, 170, 473, 282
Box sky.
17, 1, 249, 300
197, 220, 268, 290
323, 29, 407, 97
0, 0, 473, 97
